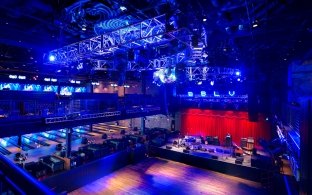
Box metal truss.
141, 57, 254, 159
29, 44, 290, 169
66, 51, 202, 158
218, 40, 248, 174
127, 52, 186, 71
45, 14, 184, 65
45, 111, 121, 124
185, 66, 241, 81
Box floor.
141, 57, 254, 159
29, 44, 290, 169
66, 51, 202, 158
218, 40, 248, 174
69, 157, 268, 195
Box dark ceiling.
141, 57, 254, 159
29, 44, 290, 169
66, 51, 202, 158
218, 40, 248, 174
0, 0, 311, 80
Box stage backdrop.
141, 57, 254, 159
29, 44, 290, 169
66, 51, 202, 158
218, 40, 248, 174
180, 109, 271, 145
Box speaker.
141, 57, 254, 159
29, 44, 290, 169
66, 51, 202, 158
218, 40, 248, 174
166, 145, 172, 150
191, 35, 198, 47
183, 149, 190, 153
128, 49, 134, 61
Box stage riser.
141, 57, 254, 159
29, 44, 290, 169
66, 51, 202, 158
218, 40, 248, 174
150, 146, 261, 182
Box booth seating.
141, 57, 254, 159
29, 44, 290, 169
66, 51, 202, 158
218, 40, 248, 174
106, 139, 126, 151
39, 155, 65, 173
24, 161, 48, 179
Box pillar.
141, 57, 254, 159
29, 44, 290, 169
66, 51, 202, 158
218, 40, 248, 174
66, 128, 72, 158
141, 117, 146, 135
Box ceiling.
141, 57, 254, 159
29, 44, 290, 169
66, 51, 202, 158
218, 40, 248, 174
0, 0, 311, 81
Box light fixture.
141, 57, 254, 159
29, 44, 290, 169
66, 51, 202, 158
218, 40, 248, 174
51, 78, 57, 82
120, 6, 127, 11
203, 18, 207, 22
188, 92, 194, 97
49, 54, 56, 62
18, 75, 26, 80
235, 71, 240, 76
81, 24, 87, 31
44, 78, 51, 82
210, 80, 214, 86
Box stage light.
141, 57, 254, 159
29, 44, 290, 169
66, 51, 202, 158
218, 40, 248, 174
120, 6, 127, 11
201, 91, 206, 97
49, 54, 56, 62
18, 75, 26, 80
210, 80, 214, 86
235, 71, 240, 76
197, 81, 202, 85
188, 92, 194, 97
81, 24, 87, 31
237, 78, 241, 81
75, 81, 81, 84
44, 78, 51, 82
70, 80, 76, 84
252, 23, 258, 28
51, 78, 57, 82
203, 18, 207, 22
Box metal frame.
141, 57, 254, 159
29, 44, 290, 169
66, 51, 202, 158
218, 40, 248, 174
45, 111, 121, 124
45, 15, 181, 65
185, 66, 241, 81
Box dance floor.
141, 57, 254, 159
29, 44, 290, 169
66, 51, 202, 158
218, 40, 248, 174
69, 157, 268, 195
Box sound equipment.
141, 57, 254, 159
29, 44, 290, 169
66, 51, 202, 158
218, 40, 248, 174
183, 149, 190, 153
211, 155, 218, 160
191, 35, 198, 47
166, 145, 172, 150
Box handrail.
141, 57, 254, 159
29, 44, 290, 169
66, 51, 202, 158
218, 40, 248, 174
0, 154, 55, 195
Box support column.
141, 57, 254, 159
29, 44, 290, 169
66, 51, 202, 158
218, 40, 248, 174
141, 117, 146, 135
89, 124, 93, 132
66, 128, 72, 158
17, 135, 22, 148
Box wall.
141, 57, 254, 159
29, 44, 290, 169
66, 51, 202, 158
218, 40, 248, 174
180, 109, 271, 145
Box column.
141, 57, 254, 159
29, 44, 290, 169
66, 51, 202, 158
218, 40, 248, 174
141, 117, 145, 135
17, 135, 22, 148
66, 128, 72, 158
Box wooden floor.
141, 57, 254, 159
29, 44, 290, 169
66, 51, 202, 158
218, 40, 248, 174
69, 157, 268, 195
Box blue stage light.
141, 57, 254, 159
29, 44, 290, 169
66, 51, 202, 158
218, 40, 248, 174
235, 71, 240, 76
210, 80, 214, 86
188, 92, 194, 97
49, 55, 56, 62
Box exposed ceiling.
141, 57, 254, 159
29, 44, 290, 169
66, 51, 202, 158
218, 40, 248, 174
0, 0, 311, 80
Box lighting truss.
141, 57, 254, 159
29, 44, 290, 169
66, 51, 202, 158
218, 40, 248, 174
128, 52, 186, 71
185, 66, 241, 81
45, 14, 187, 65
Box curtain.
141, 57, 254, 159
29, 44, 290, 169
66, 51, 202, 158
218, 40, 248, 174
180, 109, 271, 145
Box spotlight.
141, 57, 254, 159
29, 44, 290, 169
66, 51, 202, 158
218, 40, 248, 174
197, 81, 202, 85
235, 71, 240, 76
203, 18, 207, 22
120, 6, 127, 11
81, 24, 87, 31
49, 55, 56, 62
237, 78, 241, 81
210, 80, 214, 86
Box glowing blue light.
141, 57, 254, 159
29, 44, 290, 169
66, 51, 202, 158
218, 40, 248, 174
213, 91, 220, 97
42, 132, 50, 138
210, 80, 214, 86
49, 55, 56, 62
237, 78, 241, 81
235, 71, 240, 76
188, 92, 194, 97
0, 139, 8, 147
229, 91, 235, 96
201, 91, 206, 97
